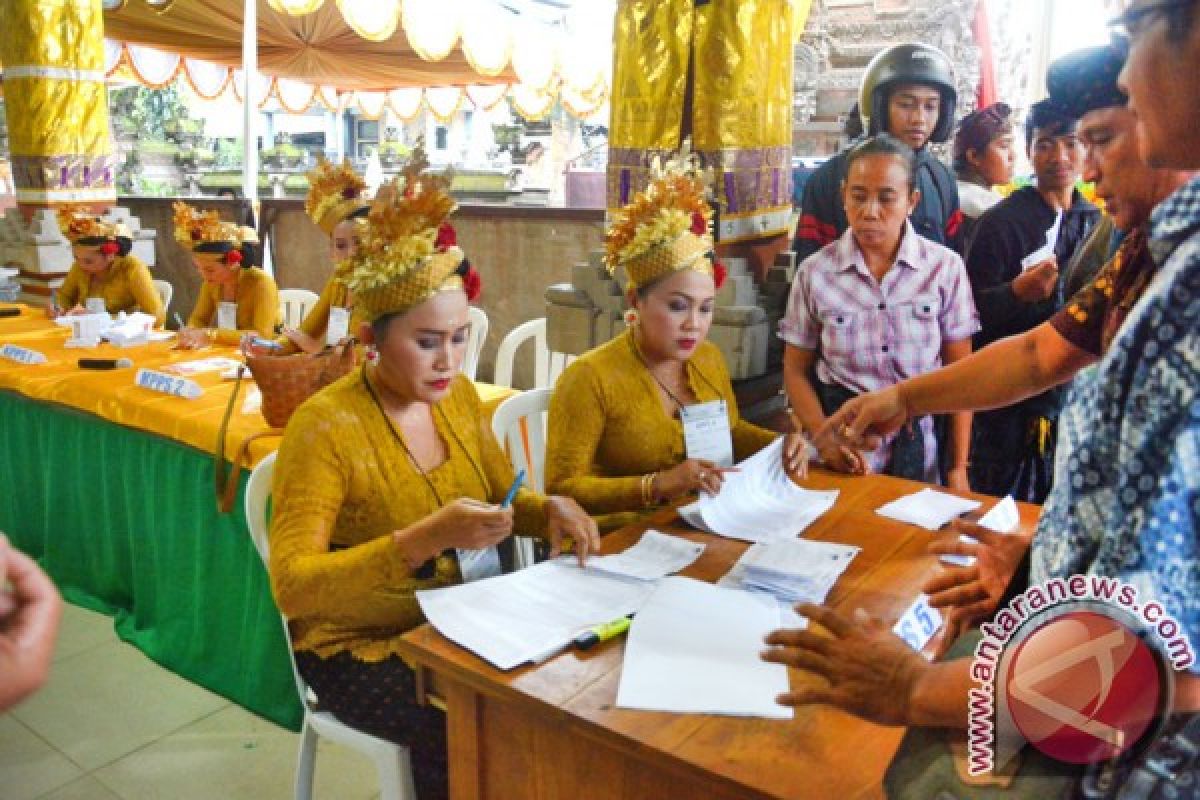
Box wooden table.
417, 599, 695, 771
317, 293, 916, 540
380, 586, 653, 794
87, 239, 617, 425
398, 471, 1041, 800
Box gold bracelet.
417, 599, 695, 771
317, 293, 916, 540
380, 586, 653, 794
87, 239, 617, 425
641, 472, 658, 508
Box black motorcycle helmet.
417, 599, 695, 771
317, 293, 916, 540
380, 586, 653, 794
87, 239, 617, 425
859, 43, 958, 144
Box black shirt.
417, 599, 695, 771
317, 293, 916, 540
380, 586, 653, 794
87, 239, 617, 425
966, 185, 1101, 348
966, 185, 1101, 418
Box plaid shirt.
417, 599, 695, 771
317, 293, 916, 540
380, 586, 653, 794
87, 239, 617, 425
779, 221, 980, 477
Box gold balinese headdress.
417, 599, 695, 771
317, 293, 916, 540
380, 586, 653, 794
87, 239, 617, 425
172, 201, 245, 250
306, 157, 369, 236
604, 140, 718, 290
57, 206, 129, 244
341, 143, 473, 322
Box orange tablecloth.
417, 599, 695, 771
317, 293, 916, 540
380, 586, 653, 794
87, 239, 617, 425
0, 305, 517, 467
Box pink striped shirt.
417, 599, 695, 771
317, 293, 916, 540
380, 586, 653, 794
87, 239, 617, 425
779, 221, 979, 478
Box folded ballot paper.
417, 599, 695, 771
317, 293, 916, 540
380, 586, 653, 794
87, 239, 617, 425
719, 537, 859, 606
875, 488, 981, 531
678, 438, 839, 542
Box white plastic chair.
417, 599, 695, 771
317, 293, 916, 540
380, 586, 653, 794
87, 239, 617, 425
152, 279, 173, 315
462, 306, 489, 380
279, 288, 320, 330
493, 318, 573, 389
490, 387, 553, 569
244, 452, 417, 800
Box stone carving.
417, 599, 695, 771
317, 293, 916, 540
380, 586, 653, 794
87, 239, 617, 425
0, 207, 156, 304
795, 0, 982, 156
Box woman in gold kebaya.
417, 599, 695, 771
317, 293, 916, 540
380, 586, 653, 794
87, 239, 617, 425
52, 208, 164, 326
266, 147, 598, 799
274, 157, 372, 354
545, 145, 807, 532
173, 203, 280, 349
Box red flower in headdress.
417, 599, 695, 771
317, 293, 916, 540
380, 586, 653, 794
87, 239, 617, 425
436, 222, 457, 251
100, 241, 120, 256
463, 264, 482, 302
341, 187, 359, 199
690, 211, 707, 236
713, 261, 727, 289
225, 249, 243, 266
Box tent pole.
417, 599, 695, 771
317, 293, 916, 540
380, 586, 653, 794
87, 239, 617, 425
242, 0, 259, 206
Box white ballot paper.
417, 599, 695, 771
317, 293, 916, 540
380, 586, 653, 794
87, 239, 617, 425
166, 356, 244, 376
939, 495, 1020, 566
719, 537, 859, 605
616, 577, 792, 718
678, 438, 838, 542
1021, 209, 1063, 271
102, 312, 157, 347
416, 559, 655, 671
875, 488, 981, 531
681, 399, 733, 467
585, 529, 705, 582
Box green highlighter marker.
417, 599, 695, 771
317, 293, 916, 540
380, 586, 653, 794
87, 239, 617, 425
573, 615, 632, 650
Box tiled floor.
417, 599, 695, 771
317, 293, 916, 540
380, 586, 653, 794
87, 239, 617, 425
1, 603, 384, 800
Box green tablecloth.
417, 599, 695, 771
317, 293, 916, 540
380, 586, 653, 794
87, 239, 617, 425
0, 390, 302, 730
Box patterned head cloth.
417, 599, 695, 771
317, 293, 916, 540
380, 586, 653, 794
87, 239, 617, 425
340, 142, 478, 322
953, 102, 1013, 165
604, 139, 721, 291
305, 157, 369, 236
1046, 39, 1129, 121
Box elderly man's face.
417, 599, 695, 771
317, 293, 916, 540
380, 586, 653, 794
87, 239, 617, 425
1117, 0, 1200, 169
1079, 106, 1158, 231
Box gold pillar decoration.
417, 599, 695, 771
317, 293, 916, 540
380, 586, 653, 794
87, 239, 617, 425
0, 0, 116, 207
607, 0, 795, 244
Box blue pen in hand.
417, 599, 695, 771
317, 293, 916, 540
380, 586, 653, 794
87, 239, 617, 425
500, 468, 526, 509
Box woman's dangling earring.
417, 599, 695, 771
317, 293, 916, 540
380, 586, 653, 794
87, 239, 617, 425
623, 308, 639, 327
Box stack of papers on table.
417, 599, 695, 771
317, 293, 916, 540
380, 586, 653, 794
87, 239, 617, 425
417, 559, 656, 671
733, 537, 860, 603
616, 576, 792, 718
102, 312, 157, 347
55, 312, 111, 329
678, 438, 839, 542
165, 356, 243, 376
875, 488, 981, 530
584, 529, 705, 582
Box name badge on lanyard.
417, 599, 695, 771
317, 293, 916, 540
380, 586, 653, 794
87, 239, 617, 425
681, 399, 733, 467
85, 297, 107, 315
216, 301, 237, 331
326, 306, 351, 347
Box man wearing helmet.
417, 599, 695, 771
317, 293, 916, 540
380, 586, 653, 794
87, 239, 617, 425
793, 43, 964, 262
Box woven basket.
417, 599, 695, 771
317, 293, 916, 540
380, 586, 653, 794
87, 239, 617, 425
245, 342, 357, 428
214, 342, 357, 513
